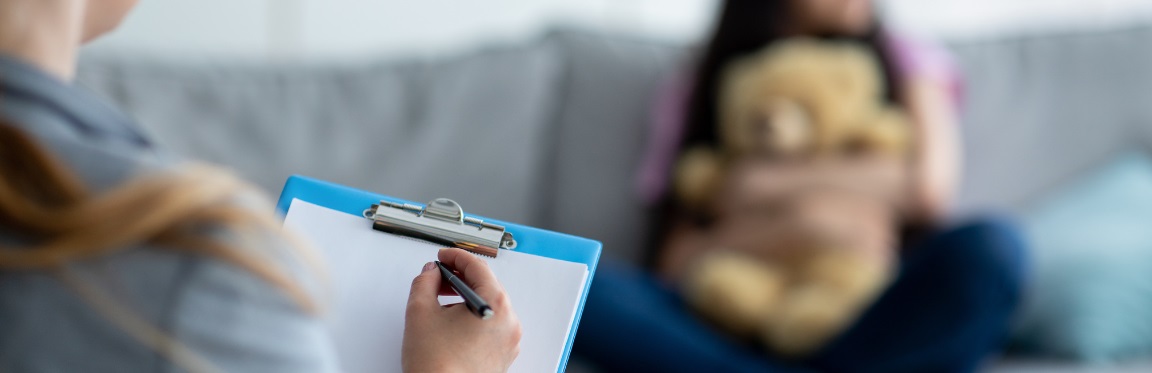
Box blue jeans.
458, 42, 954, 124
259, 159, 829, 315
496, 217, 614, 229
572, 219, 1029, 373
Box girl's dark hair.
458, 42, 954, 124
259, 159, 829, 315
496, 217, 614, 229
683, 0, 904, 149
643, 0, 906, 266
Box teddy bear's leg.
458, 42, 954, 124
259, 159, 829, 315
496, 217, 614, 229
682, 250, 786, 337
761, 250, 892, 357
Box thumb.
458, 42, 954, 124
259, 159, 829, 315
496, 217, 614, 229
407, 262, 442, 312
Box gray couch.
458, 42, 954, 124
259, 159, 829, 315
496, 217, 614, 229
78, 26, 1152, 372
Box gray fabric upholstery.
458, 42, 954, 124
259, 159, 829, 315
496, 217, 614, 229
79, 43, 562, 225
950, 26, 1152, 217
539, 30, 685, 262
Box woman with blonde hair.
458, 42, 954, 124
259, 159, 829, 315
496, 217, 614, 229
0, 0, 521, 371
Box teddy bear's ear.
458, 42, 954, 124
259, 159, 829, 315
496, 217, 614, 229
832, 42, 885, 101
717, 57, 763, 150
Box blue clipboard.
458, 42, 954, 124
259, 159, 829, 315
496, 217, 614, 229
275, 175, 601, 372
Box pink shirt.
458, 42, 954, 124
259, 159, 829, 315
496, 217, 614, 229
635, 32, 963, 205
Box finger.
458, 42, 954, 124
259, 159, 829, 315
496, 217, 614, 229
407, 261, 443, 312
438, 248, 505, 300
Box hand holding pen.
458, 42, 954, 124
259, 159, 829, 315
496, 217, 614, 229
436, 261, 494, 319
403, 248, 523, 372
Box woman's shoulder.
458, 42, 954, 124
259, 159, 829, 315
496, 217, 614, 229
882, 30, 965, 107
883, 30, 962, 83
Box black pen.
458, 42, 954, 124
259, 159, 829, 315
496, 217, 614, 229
436, 261, 494, 319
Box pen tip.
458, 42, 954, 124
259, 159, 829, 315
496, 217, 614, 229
482, 309, 494, 319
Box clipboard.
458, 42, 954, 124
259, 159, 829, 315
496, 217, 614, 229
275, 175, 602, 372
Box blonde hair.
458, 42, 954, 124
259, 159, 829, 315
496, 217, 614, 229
0, 121, 318, 370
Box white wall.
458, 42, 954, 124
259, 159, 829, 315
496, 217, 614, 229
88, 0, 717, 60
883, 0, 1152, 40
87, 0, 1152, 61
87, 0, 273, 58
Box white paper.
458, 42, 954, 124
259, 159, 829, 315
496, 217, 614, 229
284, 199, 589, 373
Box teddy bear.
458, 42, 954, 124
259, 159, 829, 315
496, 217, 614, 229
672, 39, 913, 357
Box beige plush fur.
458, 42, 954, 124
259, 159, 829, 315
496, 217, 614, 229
675, 39, 912, 356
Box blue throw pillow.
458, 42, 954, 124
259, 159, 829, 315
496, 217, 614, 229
1012, 153, 1152, 362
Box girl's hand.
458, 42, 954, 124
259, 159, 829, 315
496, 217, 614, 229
402, 248, 522, 373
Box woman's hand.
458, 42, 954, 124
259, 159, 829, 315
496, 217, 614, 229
402, 248, 522, 373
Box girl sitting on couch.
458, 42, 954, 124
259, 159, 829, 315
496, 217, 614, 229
573, 0, 1028, 372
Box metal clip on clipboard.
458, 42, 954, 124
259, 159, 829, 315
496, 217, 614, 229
363, 198, 517, 257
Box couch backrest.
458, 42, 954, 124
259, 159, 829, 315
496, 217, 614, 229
77, 26, 1152, 263
950, 26, 1152, 217
79, 42, 563, 227
535, 30, 684, 262
77, 29, 686, 263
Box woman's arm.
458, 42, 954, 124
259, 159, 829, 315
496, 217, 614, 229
902, 77, 962, 223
